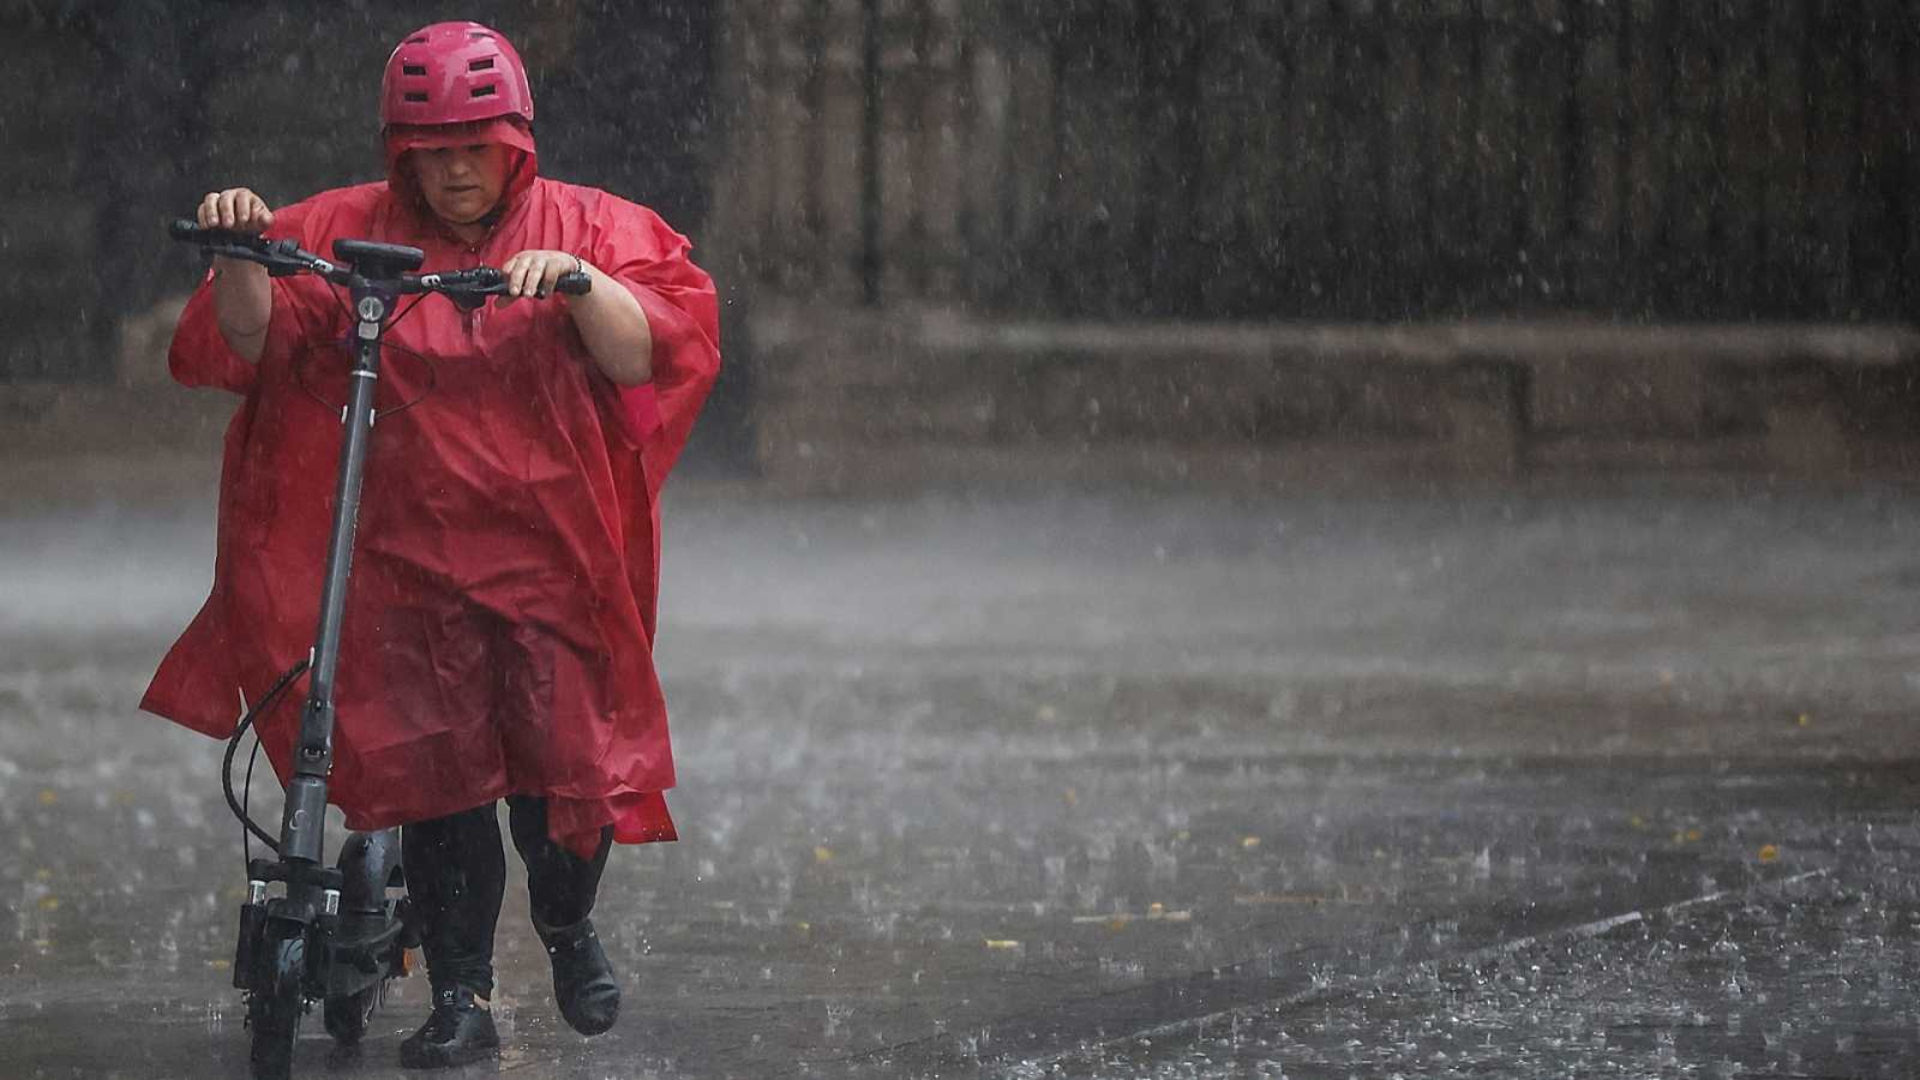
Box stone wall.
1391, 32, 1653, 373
747, 302, 1920, 492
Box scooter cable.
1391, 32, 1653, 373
293, 338, 437, 420
222, 657, 311, 857
243, 730, 263, 868
292, 283, 439, 421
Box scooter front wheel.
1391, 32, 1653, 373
247, 929, 306, 1080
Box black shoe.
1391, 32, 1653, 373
536, 917, 620, 1036
399, 985, 500, 1070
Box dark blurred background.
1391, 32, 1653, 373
15, 9, 1920, 1077
3, 1, 706, 370
5, 0, 1920, 487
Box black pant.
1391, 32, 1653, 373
402, 796, 612, 997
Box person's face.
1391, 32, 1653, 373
410, 143, 513, 225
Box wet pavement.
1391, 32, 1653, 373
4, 457, 1920, 1078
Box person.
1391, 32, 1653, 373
141, 21, 720, 1069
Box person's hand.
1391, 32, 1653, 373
499, 249, 589, 304
198, 188, 275, 361
198, 187, 275, 233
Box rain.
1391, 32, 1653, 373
6, 1, 1920, 1078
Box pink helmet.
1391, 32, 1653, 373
380, 22, 534, 129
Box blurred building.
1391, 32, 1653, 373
6, 0, 1919, 486
718, 0, 1918, 323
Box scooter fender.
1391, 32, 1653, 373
336, 829, 403, 915
325, 828, 406, 998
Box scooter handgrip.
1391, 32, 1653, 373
555, 271, 592, 296
170, 218, 256, 248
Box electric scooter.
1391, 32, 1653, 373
168, 218, 589, 1080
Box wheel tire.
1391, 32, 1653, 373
322, 982, 380, 1045
248, 932, 305, 1080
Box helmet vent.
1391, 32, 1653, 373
407, 35, 427, 44
403, 64, 428, 76
468, 57, 495, 71
404, 92, 429, 103
471, 84, 498, 98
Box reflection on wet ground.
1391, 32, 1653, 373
3, 475, 1920, 1077
1036, 856, 1920, 1079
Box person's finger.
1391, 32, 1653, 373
495, 253, 524, 303
198, 191, 221, 229
236, 191, 272, 232
216, 189, 237, 229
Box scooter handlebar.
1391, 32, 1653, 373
168, 217, 589, 300
170, 218, 273, 250
414, 267, 592, 298
169, 217, 335, 281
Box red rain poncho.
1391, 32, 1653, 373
143, 124, 719, 856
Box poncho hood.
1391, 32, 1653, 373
383, 115, 538, 224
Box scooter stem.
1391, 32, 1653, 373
281, 286, 389, 868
